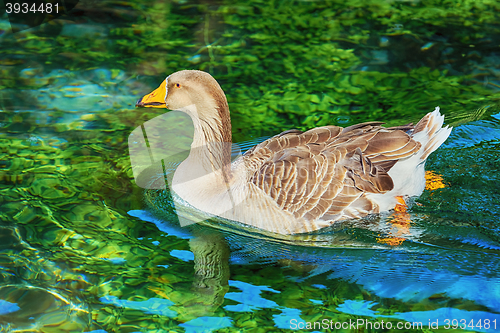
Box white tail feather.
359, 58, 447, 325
413, 106, 453, 160
366, 107, 452, 212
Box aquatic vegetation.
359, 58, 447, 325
1, 0, 499, 332
2, 0, 500, 139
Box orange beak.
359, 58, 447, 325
135, 79, 167, 108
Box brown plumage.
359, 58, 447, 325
243, 123, 418, 224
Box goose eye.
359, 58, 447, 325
176, 83, 181, 88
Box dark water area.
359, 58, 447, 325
1, 0, 500, 332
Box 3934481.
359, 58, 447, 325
5, 2, 60, 14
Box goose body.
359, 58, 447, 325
136, 70, 452, 235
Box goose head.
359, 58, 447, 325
136, 70, 233, 171
136, 70, 231, 141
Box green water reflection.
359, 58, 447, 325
1, 0, 500, 332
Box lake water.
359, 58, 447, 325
1, 0, 499, 332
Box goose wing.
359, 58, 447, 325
243, 123, 422, 223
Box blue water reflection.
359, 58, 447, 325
0, 299, 20, 315
337, 300, 500, 333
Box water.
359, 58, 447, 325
1, 0, 500, 332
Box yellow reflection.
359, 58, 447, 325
425, 170, 446, 191
377, 171, 447, 246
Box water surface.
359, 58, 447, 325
1, 0, 499, 332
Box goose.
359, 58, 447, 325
136, 70, 452, 235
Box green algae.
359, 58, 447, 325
2, 0, 500, 140
0, 0, 500, 332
